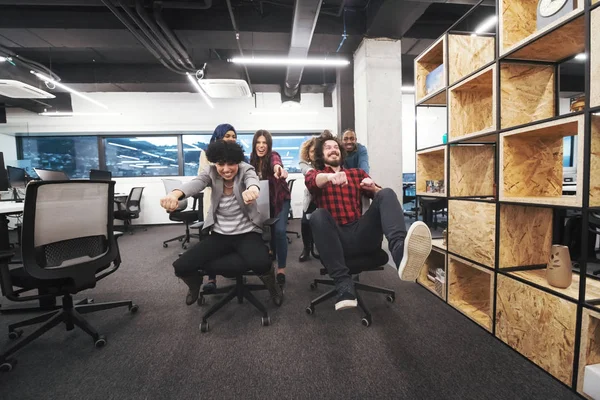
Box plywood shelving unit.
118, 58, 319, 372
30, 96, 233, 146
449, 144, 495, 197
448, 34, 494, 85
496, 274, 577, 386
416, 145, 447, 197
448, 65, 496, 142
418, 248, 446, 300
499, 0, 584, 61
414, 1, 598, 391
500, 114, 584, 207
415, 36, 446, 105
500, 63, 555, 130
448, 255, 494, 331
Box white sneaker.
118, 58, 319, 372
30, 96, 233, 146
397, 221, 432, 281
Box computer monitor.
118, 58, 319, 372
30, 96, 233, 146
563, 136, 577, 183
0, 152, 8, 191
34, 168, 69, 181
7, 166, 26, 187
90, 169, 112, 181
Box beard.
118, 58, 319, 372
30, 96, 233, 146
325, 156, 341, 167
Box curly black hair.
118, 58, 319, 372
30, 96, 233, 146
313, 130, 346, 170
205, 140, 245, 164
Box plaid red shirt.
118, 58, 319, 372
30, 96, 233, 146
305, 167, 374, 226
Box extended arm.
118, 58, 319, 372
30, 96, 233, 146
358, 144, 370, 174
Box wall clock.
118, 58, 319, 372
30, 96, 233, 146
537, 0, 577, 30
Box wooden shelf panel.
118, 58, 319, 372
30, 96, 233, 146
416, 146, 447, 196
418, 249, 446, 300
500, 63, 555, 130
449, 144, 495, 198
507, 269, 600, 302
415, 36, 446, 103
448, 255, 493, 331
578, 308, 600, 397
495, 274, 577, 386
448, 34, 494, 85
432, 238, 447, 251
499, 204, 553, 269
594, 8, 600, 108
448, 200, 496, 268
500, 0, 584, 61
591, 115, 600, 207
500, 115, 585, 208
418, 89, 447, 106
448, 65, 495, 141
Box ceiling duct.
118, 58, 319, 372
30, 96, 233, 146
284, 0, 323, 99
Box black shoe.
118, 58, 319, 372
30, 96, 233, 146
203, 281, 217, 294
181, 276, 202, 306
335, 291, 357, 311
299, 248, 311, 262
276, 273, 286, 285
259, 267, 284, 306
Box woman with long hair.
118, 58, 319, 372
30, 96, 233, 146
298, 136, 318, 262
197, 123, 238, 293
161, 140, 283, 306
250, 130, 291, 285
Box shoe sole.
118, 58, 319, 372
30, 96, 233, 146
335, 299, 358, 311
398, 221, 432, 282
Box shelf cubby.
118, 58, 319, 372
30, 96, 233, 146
448, 34, 495, 85
499, 0, 584, 61
500, 63, 555, 130
508, 270, 600, 303
499, 204, 553, 269
415, 36, 446, 104
449, 144, 495, 197
432, 238, 446, 251
418, 247, 446, 300
448, 200, 496, 268
448, 65, 496, 142
593, 8, 600, 108
495, 274, 577, 385
578, 308, 600, 399
416, 145, 447, 197
500, 114, 584, 207
448, 255, 494, 331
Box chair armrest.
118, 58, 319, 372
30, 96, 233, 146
0, 250, 14, 262
264, 218, 280, 227
190, 221, 204, 230
114, 231, 124, 240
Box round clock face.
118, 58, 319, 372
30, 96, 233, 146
538, 0, 569, 18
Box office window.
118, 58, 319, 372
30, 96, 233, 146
182, 134, 212, 176
104, 136, 179, 177
271, 135, 316, 173
19, 136, 99, 179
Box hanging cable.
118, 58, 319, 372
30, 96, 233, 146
335, 7, 347, 53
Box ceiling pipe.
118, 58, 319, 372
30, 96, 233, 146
225, 0, 253, 93
320, 0, 346, 17
284, 0, 323, 99
153, 2, 196, 70
159, 0, 212, 9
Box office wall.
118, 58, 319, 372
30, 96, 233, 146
0, 133, 16, 161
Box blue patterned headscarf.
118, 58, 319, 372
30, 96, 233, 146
210, 124, 236, 143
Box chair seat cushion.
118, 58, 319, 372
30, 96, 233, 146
10, 267, 71, 290
201, 253, 249, 278
169, 210, 199, 223
345, 249, 389, 274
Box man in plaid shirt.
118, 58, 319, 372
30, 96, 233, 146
305, 133, 432, 311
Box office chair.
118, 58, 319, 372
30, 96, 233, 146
306, 249, 395, 327
162, 179, 202, 249
285, 178, 300, 243
0, 180, 138, 372
113, 186, 146, 235
196, 181, 277, 333
90, 169, 112, 181
33, 168, 69, 181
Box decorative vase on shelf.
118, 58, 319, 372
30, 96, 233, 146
546, 245, 573, 289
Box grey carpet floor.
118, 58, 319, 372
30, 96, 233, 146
0, 221, 580, 399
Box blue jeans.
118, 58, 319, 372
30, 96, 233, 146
274, 199, 290, 269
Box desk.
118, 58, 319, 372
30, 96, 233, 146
0, 202, 24, 252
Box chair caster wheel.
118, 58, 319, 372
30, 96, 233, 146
88, 298, 94, 303
94, 336, 107, 348
178, 238, 183, 242
295, 233, 300, 238
0, 358, 17, 372
129, 304, 139, 313
310, 282, 317, 290
8, 329, 23, 340
261, 316, 271, 327
200, 321, 209, 333
386, 295, 395, 303
306, 306, 314, 315
163, 243, 168, 248
129, 231, 134, 235
197, 296, 206, 306
182, 245, 188, 250
361, 317, 371, 327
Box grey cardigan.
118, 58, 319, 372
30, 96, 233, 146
177, 162, 265, 232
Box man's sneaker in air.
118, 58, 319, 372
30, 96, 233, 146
397, 221, 432, 281
335, 291, 358, 311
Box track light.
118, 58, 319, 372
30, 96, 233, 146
471, 15, 497, 36
186, 72, 214, 109
30, 71, 109, 110
229, 57, 350, 67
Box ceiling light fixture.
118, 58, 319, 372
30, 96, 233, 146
575, 53, 587, 61
471, 15, 498, 36
186, 72, 214, 109
30, 71, 109, 110
39, 111, 121, 117
250, 111, 319, 116
229, 57, 350, 67
401, 86, 415, 93
0, 56, 6, 62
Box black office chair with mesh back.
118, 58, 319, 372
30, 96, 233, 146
114, 186, 146, 234
0, 180, 138, 372
285, 178, 300, 243
162, 179, 202, 249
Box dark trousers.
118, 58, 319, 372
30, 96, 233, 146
310, 188, 407, 294
301, 202, 317, 250
173, 232, 271, 277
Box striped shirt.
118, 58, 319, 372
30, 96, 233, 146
212, 193, 261, 235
